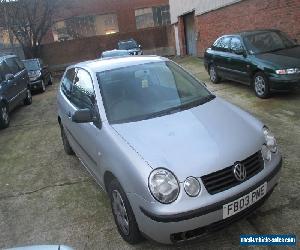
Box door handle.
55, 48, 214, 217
68, 111, 72, 118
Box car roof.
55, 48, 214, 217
102, 49, 128, 54
74, 56, 168, 72
22, 58, 40, 61
222, 29, 280, 38
0, 54, 17, 62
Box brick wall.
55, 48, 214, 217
42, 0, 169, 44
40, 26, 174, 66
177, 0, 300, 56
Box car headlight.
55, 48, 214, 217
149, 168, 179, 204
275, 68, 299, 75
262, 127, 278, 161
184, 177, 201, 197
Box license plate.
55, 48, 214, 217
223, 182, 267, 219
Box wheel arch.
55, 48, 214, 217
104, 171, 117, 192
0, 97, 9, 107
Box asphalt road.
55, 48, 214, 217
0, 57, 299, 249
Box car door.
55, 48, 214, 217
227, 36, 251, 84
211, 36, 232, 79
58, 68, 76, 138
5, 57, 27, 102
0, 62, 16, 108
39, 59, 50, 82
66, 68, 103, 178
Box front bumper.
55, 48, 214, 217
29, 79, 43, 90
269, 73, 300, 90
129, 155, 282, 244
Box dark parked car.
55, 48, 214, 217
22, 58, 52, 93
100, 49, 130, 58
117, 38, 143, 55
0, 55, 32, 129
204, 29, 300, 98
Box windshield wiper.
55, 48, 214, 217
180, 94, 216, 110
142, 94, 216, 120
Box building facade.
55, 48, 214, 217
47, 0, 171, 43
170, 0, 300, 56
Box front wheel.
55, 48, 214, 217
108, 179, 143, 244
209, 64, 220, 84
0, 103, 10, 129
40, 80, 46, 93
24, 88, 32, 105
48, 75, 53, 85
253, 72, 270, 98
60, 125, 74, 155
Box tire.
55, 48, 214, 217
24, 88, 32, 105
60, 125, 74, 155
40, 80, 46, 93
108, 179, 143, 244
253, 72, 271, 98
0, 103, 10, 129
209, 64, 220, 84
48, 74, 53, 85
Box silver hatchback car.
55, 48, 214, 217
57, 56, 282, 244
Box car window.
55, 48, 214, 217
0, 61, 11, 81
118, 40, 138, 50
243, 31, 296, 54
23, 59, 40, 71
61, 68, 76, 98
5, 57, 20, 74
230, 37, 244, 52
213, 37, 231, 52
15, 57, 25, 70
71, 69, 95, 109
39, 59, 44, 68
97, 61, 212, 124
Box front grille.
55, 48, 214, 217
201, 151, 264, 195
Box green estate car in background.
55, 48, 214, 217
204, 29, 300, 98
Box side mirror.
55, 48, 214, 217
234, 49, 246, 56
138, 44, 142, 49
72, 108, 97, 123
5, 74, 15, 81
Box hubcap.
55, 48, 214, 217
255, 76, 266, 96
1, 106, 8, 123
112, 190, 129, 235
210, 67, 216, 82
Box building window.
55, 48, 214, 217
53, 13, 119, 42
153, 5, 171, 26
135, 5, 170, 30
135, 8, 155, 29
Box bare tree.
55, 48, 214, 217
0, 0, 60, 58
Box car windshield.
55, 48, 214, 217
118, 40, 138, 50
102, 51, 129, 58
23, 60, 40, 70
97, 61, 214, 124
243, 31, 297, 54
